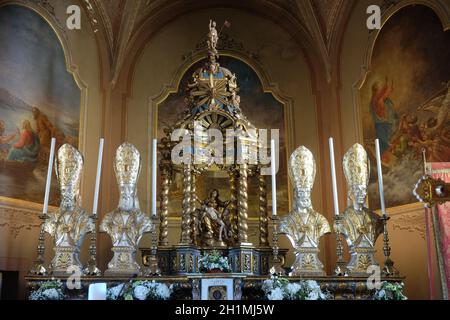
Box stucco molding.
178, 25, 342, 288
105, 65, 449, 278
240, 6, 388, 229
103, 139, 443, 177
0, 206, 41, 238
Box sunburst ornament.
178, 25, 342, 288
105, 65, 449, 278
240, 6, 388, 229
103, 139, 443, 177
190, 71, 231, 112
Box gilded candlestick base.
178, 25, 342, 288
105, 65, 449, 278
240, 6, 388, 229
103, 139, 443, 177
143, 252, 161, 276
382, 257, 399, 276
270, 215, 285, 276
84, 264, 101, 276
144, 216, 161, 276
270, 257, 285, 276
30, 216, 48, 276
84, 215, 101, 276
379, 215, 398, 277
29, 261, 48, 276
334, 264, 348, 277
333, 217, 348, 276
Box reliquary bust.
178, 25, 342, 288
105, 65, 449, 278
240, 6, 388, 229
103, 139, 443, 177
280, 146, 331, 276
335, 143, 383, 275
100, 143, 153, 276
43, 144, 94, 275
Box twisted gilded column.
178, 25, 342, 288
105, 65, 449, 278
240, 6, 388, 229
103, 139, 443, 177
258, 170, 269, 247
229, 170, 238, 243
190, 173, 198, 245
158, 167, 170, 246
238, 163, 250, 245
180, 165, 192, 244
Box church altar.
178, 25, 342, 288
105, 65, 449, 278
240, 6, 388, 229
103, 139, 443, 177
25, 20, 407, 301
25, 274, 405, 300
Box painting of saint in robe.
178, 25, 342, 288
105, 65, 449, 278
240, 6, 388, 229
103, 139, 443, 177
369, 77, 399, 162
360, 5, 450, 209
7, 120, 40, 162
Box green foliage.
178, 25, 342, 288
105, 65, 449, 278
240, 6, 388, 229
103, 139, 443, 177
373, 282, 407, 300
29, 279, 65, 300
198, 250, 231, 272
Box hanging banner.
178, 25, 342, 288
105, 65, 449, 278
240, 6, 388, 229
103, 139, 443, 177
429, 162, 450, 298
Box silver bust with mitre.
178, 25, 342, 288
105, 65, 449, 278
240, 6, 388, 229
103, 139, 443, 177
335, 143, 383, 275
280, 145, 331, 276
43, 144, 94, 275
100, 142, 153, 276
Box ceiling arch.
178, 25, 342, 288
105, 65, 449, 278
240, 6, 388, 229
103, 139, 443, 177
82, 0, 356, 87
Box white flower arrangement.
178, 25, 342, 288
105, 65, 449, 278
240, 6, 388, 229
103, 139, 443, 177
29, 279, 65, 300
373, 282, 407, 300
107, 281, 172, 300
262, 276, 329, 300
199, 250, 231, 273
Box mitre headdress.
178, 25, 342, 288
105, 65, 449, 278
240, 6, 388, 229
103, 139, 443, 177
342, 143, 370, 187
114, 143, 141, 187
288, 146, 316, 190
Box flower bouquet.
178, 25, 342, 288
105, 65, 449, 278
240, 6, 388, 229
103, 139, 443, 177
107, 280, 172, 300
373, 282, 407, 300
29, 279, 65, 300
198, 250, 231, 273
262, 275, 330, 300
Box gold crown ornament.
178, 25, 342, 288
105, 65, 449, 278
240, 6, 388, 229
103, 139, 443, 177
55, 144, 83, 191
114, 143, 141, 186
342, 143, 370, 187
288, 145, 316, 190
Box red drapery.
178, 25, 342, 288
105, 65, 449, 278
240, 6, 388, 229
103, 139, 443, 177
430, 162, 450, 298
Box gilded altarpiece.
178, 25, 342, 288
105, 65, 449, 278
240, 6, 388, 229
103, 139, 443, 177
156, 55, 290, 220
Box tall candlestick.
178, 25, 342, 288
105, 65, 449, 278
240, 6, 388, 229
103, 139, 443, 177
375, 139, 398, 276
152, 138, 157, 217
43, 138, 56, 214
92, 138, 104, 216
375, 139, 386, 215
328, 138, 340, 216
271, 139, 277, 216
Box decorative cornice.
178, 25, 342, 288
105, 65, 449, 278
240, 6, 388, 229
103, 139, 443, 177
391, 211, 426, 239
373, 203, 427, 239
0, 206, 41, 238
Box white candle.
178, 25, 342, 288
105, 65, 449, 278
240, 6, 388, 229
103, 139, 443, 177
43, 138, 56, 214
375, 139, 386, 215
271, 139, 277, 216
328, 138, 340, 216
92, 138, 104, 216
152, 138, 157, 217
